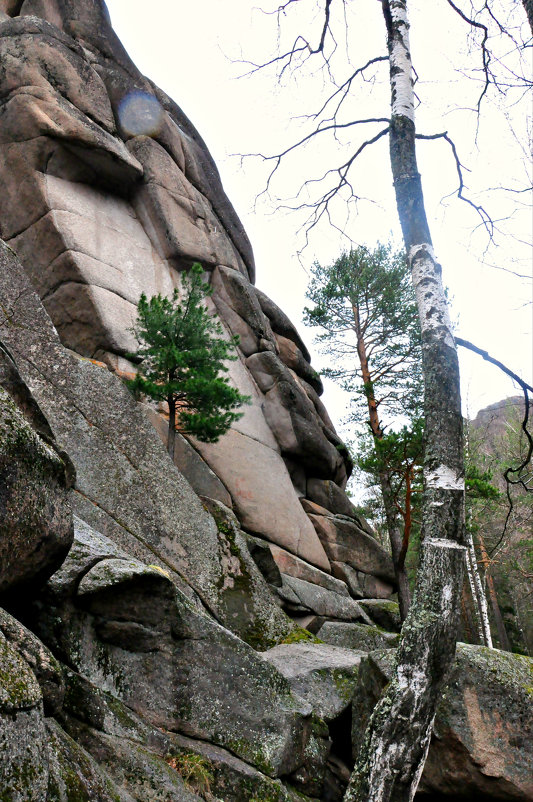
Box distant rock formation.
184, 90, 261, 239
0, 3, 531, 801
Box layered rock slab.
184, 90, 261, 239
0, 3, 361, 587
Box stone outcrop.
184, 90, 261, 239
0, 0, 394, 610
0, 3, 531, 801
0, 385, 73, 594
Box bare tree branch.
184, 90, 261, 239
455, 336, 533, 556
416, 132, 494, 235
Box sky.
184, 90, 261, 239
105, 0, 532, 440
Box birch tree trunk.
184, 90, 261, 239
464, 541, 485, 643
477, 534, 511, 651
466, 529, 493, 647
344, 2, 466, 799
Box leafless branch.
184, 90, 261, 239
445, 0, 491, 110
416, 132, 494, 236
456, 336, 533, 554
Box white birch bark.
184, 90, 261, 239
344, 1, 466, 799
465, 542, 485, 642
466, 529, 493, 648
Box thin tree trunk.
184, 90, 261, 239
353, 302, 411, 619
478, 534, 511, 651
466, 529, 493, 647
345, 2, 466, 799
167, 395, 176, 461
466, 531, 493, 649
460, 583, 477, 643
465, 543, 485, 643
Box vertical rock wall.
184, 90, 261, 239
0, 0, 395, 614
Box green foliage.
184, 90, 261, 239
465, 464, 501, 502
128, 263, 250, 443
304, 243, 423, 423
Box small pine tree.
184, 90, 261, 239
128, 263, 250, 458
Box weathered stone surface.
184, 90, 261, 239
270, 544, 348, 594
0, 243, 290, 644
142, 406, 233, 508
66, 725, 204, 802
38, 547, 318, 780
46, 717, 136, 802
306, 479, 374, 535
211, 265, 276, 351
128, 136, 241, 270
352, 645, 533, 801
308, 513, 395, 584
275, 333, 323, 394
191, 428, 331, 571
358, 599, 401, 633
263, 643, 365, 721
0, 386, 73, 594
278, 575, 374, 622
246, 350, 344, 480
0, 0, 358, 586
253, 286, 312, 364
0, 635, 48, 801
317, 621, 400, 651
188, 497, 293, 647
331, 562, 395, 600
0, 607, 64, 715
168, 733, 299, 802
242, 533, 284, 588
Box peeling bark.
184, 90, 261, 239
345, 1, 465, 799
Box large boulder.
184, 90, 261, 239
263, 643, 366, 722
352, 645, 533, 801
0, 385, 73, 594
33, 526, 324, 781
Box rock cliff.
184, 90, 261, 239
0, 2, 531, 800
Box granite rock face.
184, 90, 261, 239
0, 3, 530, 802
0, 0, 375, 599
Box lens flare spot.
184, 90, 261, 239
118, 91, 164, 137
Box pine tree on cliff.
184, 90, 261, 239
129, 263, 250, 459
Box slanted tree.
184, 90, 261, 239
304, 243, 423, 619
129, 263, 250, 459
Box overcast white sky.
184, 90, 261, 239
105, 0, 532, 436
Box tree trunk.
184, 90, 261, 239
345, 2, 466, 799
464, 542, 485, 643
466, 529, 493, 647
478, 534, 512, 651
167, 395, 176, 461
380, 469, 411, 621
